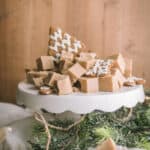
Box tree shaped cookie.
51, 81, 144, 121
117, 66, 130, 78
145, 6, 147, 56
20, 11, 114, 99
48, 27, 85, 57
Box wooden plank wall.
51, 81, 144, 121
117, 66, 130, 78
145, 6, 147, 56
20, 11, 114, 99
0, 0, 150, 103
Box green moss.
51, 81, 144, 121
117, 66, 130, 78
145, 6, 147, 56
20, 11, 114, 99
29, 103, 150, 150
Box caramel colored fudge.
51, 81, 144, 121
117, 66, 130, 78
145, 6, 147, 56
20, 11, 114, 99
111, 68, 126, 87
60, 51, 74, 61
76, 57, 96, 69
124, 76, 145, 86
96, 138, 116, 150
135, 78, 146, 85
56, 75, 73, 95
44, 72, 63, 86
32, 77, 44, 88
79, 77, 99, 93
36, 56, 55, 70
109, 53, 126, 74
124, 58, 133, 77
26, 71, 49, 83
59, 59, 73, 74
99, 75, 119, 92
68, 63, 86, 81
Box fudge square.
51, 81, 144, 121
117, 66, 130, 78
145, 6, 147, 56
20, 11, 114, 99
56, 75, 73, 95
111, 68, 126, 87
68, 63, 86, 81
76, 57, 96, 69
60, 50, 74, 61
108, 53, 126, 74
44, 72, 63, 86
99, 75, 119, 92
59, 59, 73, 74
32, 77, 44, 88
79, 77, 99, 93
36, 56, 55, 70
26, 71, 49, 83
124, 58, 133, 77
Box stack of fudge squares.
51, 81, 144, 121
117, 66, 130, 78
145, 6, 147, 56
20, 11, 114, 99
26, 27, 145, 95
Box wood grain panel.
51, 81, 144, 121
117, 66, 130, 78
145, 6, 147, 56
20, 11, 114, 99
120, 0, 150, 87
0, 0, 150, 102
0, 0, 52, 102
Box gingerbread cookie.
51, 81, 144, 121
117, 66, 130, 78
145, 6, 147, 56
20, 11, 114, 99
85, 59, 113, 77
48, 27, 85, 57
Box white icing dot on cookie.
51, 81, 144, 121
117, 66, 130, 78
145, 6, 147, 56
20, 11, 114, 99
50, 28, 62, 41
68, 40, 81, 53
48, 41, 61, 52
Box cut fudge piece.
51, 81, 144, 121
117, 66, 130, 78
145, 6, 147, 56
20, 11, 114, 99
124, 76, 145, 86
124, 58, 133, 77
79, 52, 96, 59
26, 71, 49, 83
44, 72, 63, 87
79, 77, 99, 93
60, 51, 74, 61
96, 138, 116, 150
108, 53, 126, 74
68, 63, 86, 81
124, 80, 136, 86
59, 59, 73, 74
111, 68, 126, 87
99, 75, 119, 92
135, 78, 146, 85
36, 56, 55, 71
76, 57, 96, 69
32, 77, 44, 88
56, 75, 72, 95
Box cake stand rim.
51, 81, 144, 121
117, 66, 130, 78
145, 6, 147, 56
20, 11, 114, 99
16, 80, 145, 114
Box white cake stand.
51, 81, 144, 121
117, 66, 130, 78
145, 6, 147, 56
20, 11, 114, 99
16, 80, 145, 114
